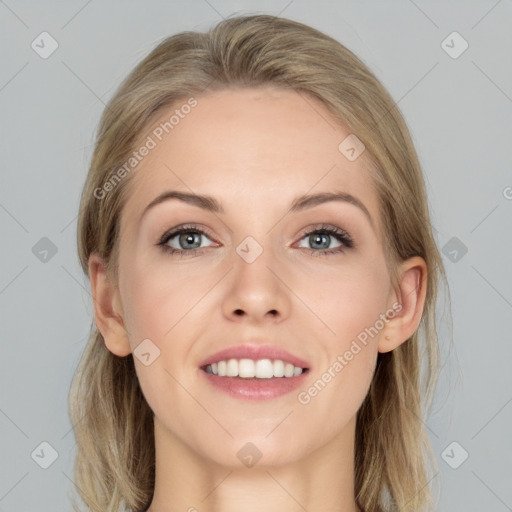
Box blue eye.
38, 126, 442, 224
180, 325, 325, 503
158, 225, 215, 255
297, 225, 354, 256
157, 223, 354, 257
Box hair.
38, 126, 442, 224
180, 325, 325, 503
69, 13, 448, 512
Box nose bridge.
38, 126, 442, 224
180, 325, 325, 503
222, 233, 290, 320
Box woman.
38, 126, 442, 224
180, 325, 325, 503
69, 14, 447, 512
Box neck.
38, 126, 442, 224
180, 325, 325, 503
146, 416, 360, 512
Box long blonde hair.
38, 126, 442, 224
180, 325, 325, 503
70, 14, 447, 512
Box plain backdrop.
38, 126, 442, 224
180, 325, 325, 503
1, 1, 511, 510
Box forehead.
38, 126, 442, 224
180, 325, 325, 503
122, 87, 380, 229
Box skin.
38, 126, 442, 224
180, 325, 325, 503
88, 87, 427, 512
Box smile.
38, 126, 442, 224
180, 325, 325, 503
203, 358, 305, 378
198, 343, 310, 400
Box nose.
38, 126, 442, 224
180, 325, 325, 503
221, 244, 291, 324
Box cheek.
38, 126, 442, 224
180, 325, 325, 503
118, 257, 209, 433
297, 347, 377, 449
120, 251, 207, 345
118, 253, 214, 405
307, 257, 391, 347
297, 297, 380, 442
295, 259, 388, 419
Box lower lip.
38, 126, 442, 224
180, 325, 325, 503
200, 369, 309, 400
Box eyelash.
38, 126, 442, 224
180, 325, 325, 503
157, 223, 354, 258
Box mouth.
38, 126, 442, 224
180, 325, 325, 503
201, 358, 308, 378
198, 344, 310, 400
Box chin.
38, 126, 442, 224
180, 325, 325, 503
195, 431, 311, 470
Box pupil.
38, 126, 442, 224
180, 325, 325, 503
311, 234, 329, 249
180, 232, 200, 249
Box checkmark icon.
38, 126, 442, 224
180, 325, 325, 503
31, 31, 58, 59
441, 441, 469, 469
441, 31, 468, 59
31, 441, 59, 469
236, 236, 263, 263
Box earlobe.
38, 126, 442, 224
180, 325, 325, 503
378, 256, 427, 353
88, 253, 131, 357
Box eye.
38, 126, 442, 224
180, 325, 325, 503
158, 224, 216, 256
296, 224, 354, 256
157, 223, 354, 257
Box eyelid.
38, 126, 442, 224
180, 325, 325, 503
295, 223, 354, 247
158, 223, 217, 245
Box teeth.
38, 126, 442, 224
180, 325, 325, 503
239, 359, 255, 378
255, 359, 274, 378
273, 359, 284, 377
284, 363, 295, 377
204, 358, 305, 378
226, 359, 238, 377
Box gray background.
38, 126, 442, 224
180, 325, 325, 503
1, 0, 511, 510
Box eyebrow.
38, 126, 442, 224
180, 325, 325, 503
140, 190, 374, 227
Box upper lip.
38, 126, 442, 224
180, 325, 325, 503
199, 343, 310, 369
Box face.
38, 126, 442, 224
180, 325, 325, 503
111, 87, 399, 467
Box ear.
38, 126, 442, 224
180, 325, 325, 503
378, 256, 427, 353
88, 253, 131, 357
